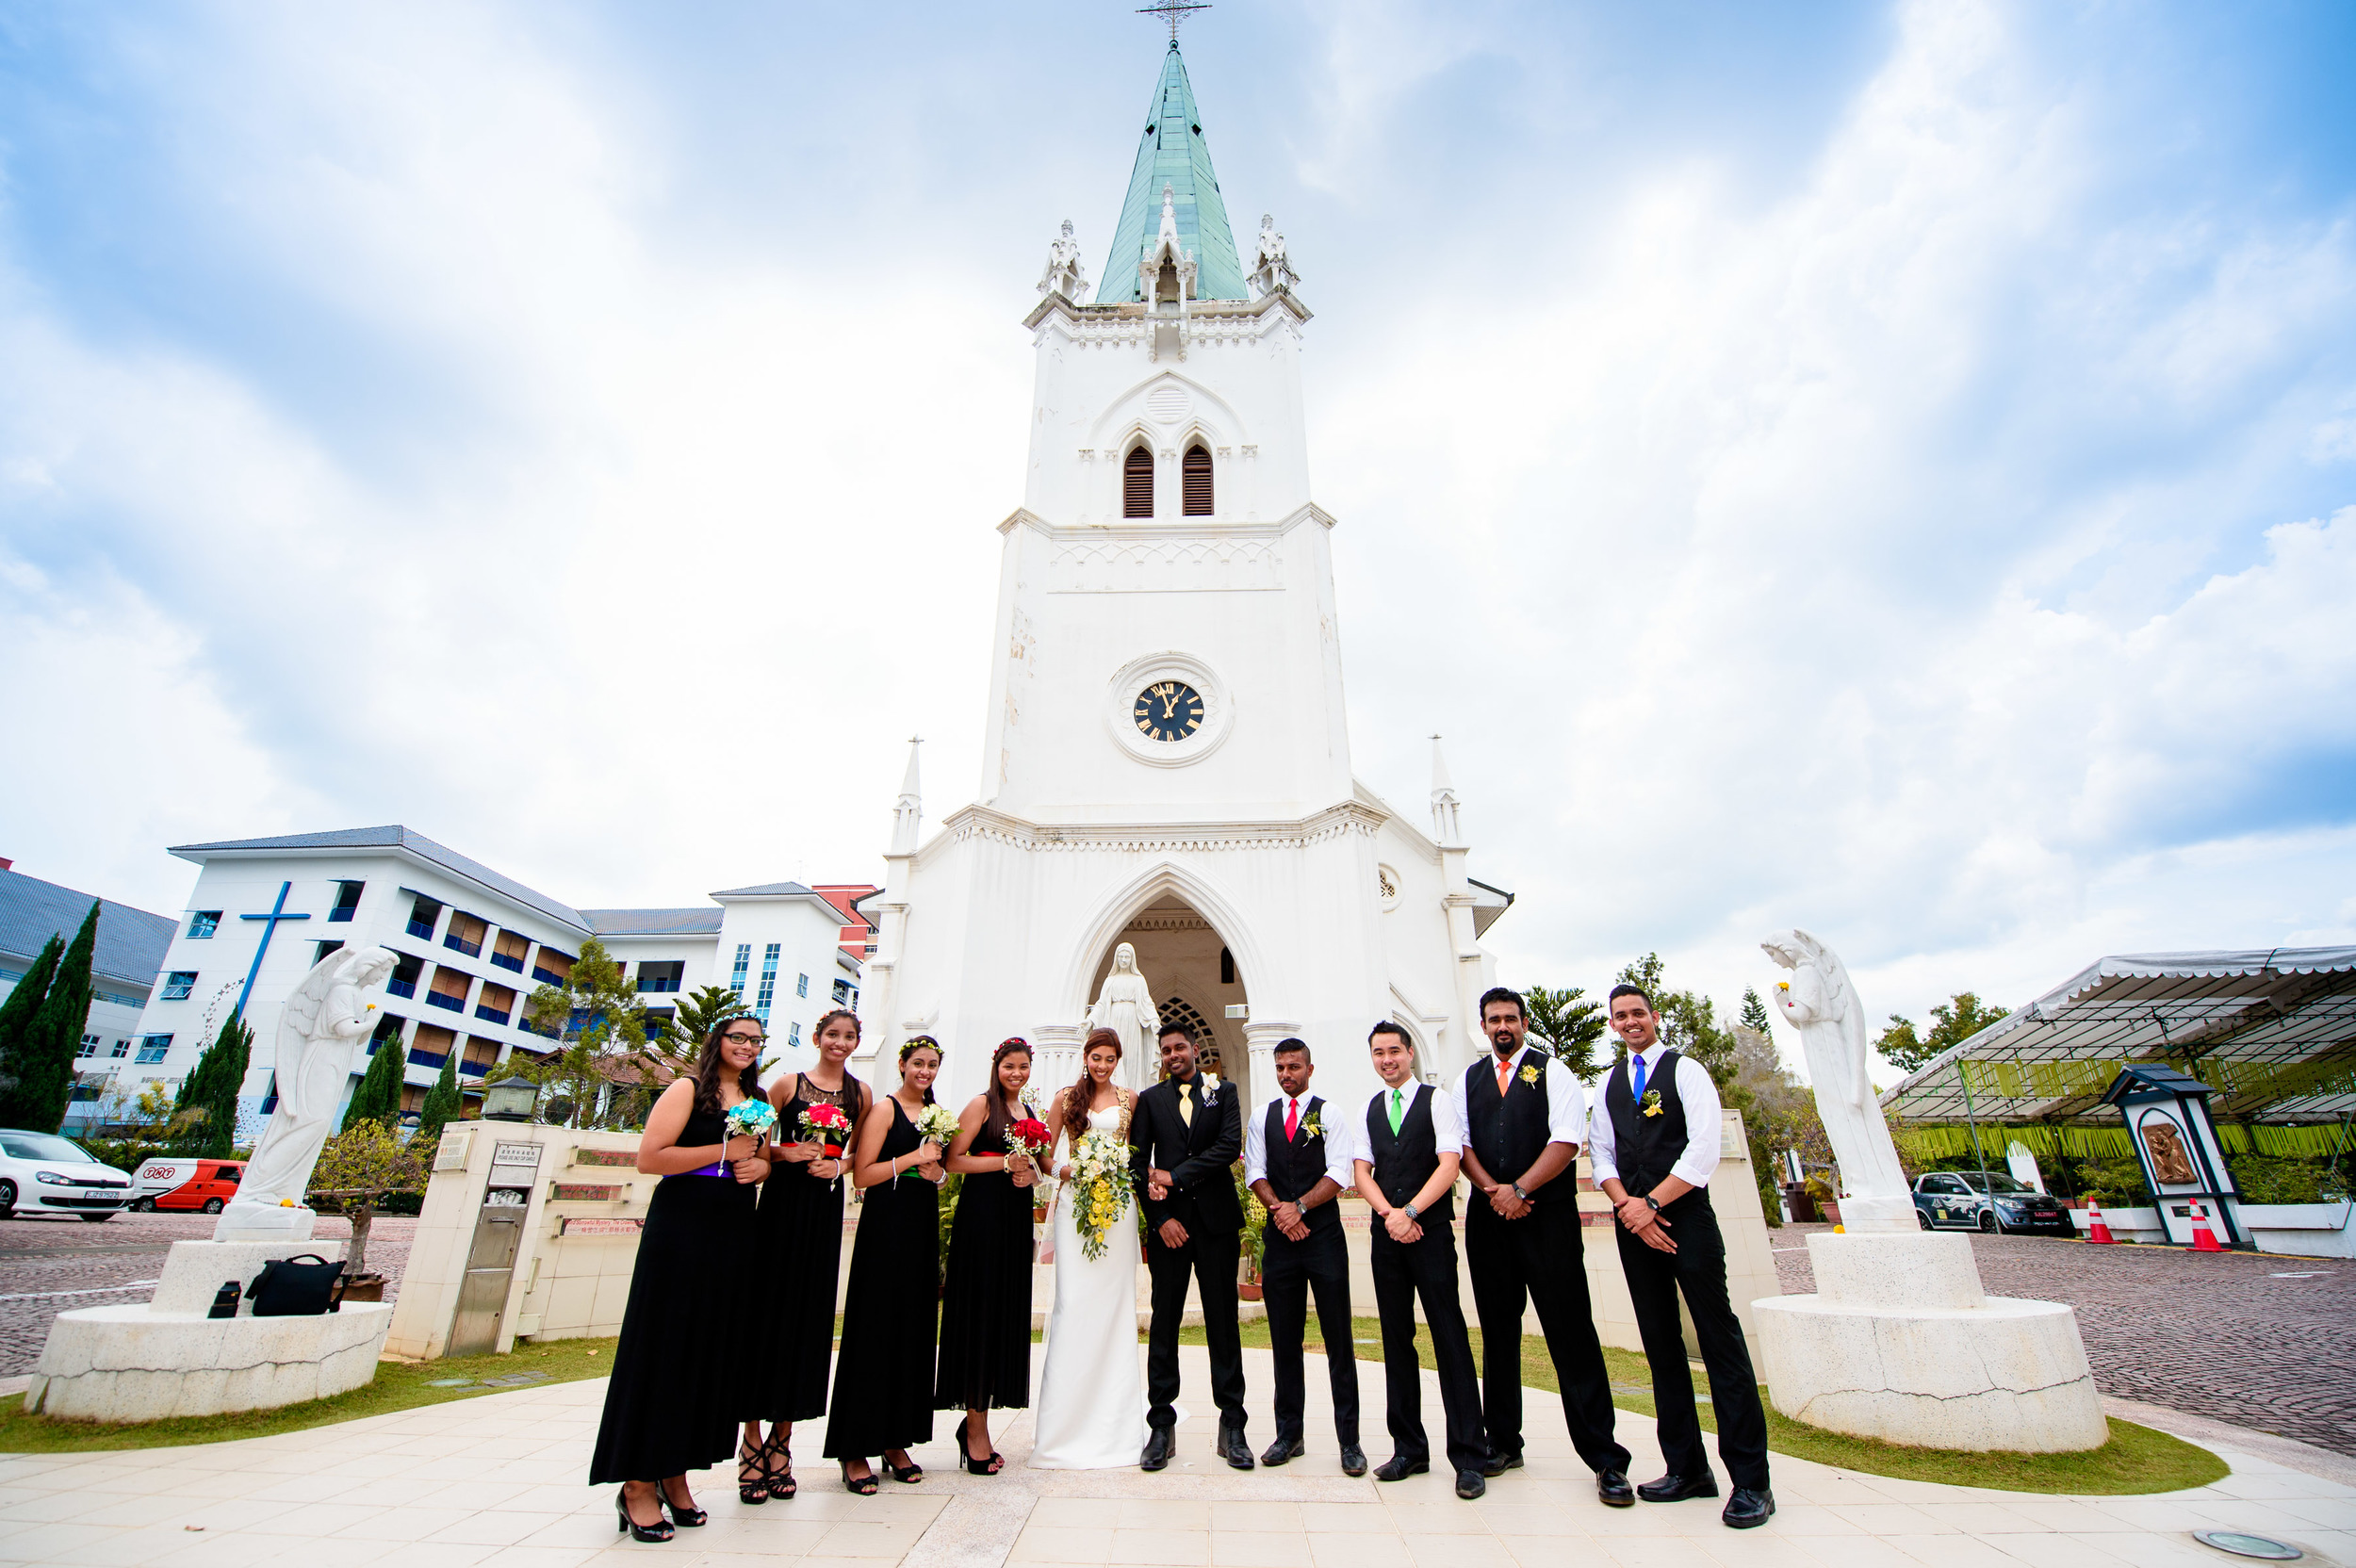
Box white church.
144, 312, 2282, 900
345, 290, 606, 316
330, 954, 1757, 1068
859, 39, 1513, 1114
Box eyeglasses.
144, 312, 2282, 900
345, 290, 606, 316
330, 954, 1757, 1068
723, 1032, 768, 1047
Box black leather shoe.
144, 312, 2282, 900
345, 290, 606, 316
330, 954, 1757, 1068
1454, 1470, 1486, 1500
1219, 1423, 1255, 1470
1260, 1435, 1303, 1467
1339, 1442, 1367, 1478
1373, 1456, 1429, 1482
1140, 1428, 1175, 1471
1480, 1449, 1522, 1478
1722, 1487, 1775, 1528
1596, 1469, 1635, 1508
1637, 1472, 1721, 1503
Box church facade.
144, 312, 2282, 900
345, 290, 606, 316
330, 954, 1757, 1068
858, 41, 1511, 1114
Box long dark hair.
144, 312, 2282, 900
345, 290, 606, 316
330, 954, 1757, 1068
986, 1037, 1031, 1139
693, 1019, 765, 1116
1062, 1027, 1122, 1145
898, 1035, 942, 1106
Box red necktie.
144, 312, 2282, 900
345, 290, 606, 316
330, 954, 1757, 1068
1284, 1098, 1300, 1140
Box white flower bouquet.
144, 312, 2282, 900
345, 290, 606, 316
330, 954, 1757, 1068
1068, 1129, 1135, 1262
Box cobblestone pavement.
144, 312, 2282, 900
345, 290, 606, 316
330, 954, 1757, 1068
1773, 1221, 2356, 1457
0, 1210, 414, 1376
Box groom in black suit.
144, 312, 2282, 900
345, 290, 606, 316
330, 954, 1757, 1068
1130, 1021, 1251, 1471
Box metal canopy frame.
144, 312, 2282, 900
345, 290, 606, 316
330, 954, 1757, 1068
1880, 947, 2356, 1127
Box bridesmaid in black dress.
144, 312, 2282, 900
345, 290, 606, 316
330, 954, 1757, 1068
590, 1019, 772, 1543
740, 1007, 868, 1502
935, 1037, 1040, 1474
823, 1035, 948, 1493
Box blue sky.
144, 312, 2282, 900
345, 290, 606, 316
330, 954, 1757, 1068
3, 1, 2351, 1070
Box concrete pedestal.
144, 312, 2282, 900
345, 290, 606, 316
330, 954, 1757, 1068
26, 1302, 393, 1421
1753, 1232, 2108, 1453
213, 1200, 318, 1243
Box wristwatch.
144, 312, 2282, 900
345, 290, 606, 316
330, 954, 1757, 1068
1511, 1183, 1531, 1202
1402, 1201, 1420, 1221
1644, 1194, 1661, 1213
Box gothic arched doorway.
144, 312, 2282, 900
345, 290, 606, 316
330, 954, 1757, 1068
1084, 893, 1252, 1107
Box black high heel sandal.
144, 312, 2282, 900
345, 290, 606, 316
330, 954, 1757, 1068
737, 1438, 769, 1505
659, 1478, 706, 1527
956, 1414, 1004, 1477
763, 1434, 797, 1500
883, 1450, 924, 1485
840, 1461, 879, 1495
615, 1488, 675, 1544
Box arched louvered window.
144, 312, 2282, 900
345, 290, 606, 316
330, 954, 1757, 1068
1182, 445, 1213, 515
1123, 446, 1155, 518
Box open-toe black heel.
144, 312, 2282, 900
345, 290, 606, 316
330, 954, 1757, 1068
841, 1461, 879, 1495
659, 1479, 706, 1527
957, 1415, 1003, 1477
884, 1450, 923, 1484
737, 1439, 769, 1505
764, 1435, 797, 1501
615, 1489, 675, 1544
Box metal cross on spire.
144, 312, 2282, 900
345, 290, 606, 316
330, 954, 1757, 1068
1137, 0, 1210, 43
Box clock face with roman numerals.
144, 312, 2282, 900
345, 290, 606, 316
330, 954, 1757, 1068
1133, 680, 1205, 743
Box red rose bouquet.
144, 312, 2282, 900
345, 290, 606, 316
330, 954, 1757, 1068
1008, 1117, 1053, 1168
798, 1101, 852, 1157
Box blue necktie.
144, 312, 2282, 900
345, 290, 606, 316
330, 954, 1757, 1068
1631, 1054, 1648, 1101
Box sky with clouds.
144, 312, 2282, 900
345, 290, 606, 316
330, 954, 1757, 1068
3, 0, 2351, 1074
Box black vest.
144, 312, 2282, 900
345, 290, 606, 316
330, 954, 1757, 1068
1263, 1097, 1340, 1238
1462, 1050, 1552, 1184
1603, 1049, 1689, 1197
1365, 1084, 1454, 1225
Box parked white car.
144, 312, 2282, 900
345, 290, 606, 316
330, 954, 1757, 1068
0, 1130, 135, 1221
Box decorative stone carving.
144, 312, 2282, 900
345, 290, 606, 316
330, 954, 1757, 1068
1085, 942, 1161, 1093
1248, 212, 1301, 299
2141, 1119, 2197, 1184
1761, 929, 1911, 1233
1039, 218, 1090, 302
220, 945, 398, 1240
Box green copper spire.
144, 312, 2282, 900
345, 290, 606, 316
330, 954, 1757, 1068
1095, 42, 1246, 304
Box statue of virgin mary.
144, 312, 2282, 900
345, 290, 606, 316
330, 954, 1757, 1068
1086, 943, 1159, 1094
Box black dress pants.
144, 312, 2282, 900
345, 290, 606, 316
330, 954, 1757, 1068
1368, 1224, 1485, 1476
1465, 1198, 1631, 1474
1613, 1189, 1770, 1490
1146, 1220, 1246, 1430
1263, 1228, 1358, 1446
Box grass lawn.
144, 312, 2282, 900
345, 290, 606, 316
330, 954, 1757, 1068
1172, 1315, 2226, 1495
0, 1336, 622, 1454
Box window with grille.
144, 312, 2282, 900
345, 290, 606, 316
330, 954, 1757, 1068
1123, 446, 1154, 517
1182, 446, 1212, 514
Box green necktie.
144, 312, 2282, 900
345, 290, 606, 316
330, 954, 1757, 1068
1387, 1087, 1404, 1133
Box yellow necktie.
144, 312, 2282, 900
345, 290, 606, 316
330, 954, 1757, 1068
1178, 1080, 1194, 1128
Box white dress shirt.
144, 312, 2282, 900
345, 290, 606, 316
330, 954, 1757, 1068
1242, 1091, 1356, 1191
1460, 1042, 1590, 1153
1337, 1080, 1465, 1171
1585, 1040, 1723, 1191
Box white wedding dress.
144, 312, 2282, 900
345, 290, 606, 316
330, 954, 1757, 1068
1028, 1101, 1148, 1469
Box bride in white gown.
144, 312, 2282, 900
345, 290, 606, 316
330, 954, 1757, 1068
1028, 1028, 1149, 1469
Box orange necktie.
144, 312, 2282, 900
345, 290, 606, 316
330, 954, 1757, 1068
1496, 1054, 1513, 1096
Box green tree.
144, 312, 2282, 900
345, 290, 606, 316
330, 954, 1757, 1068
521, 938, 647, 1128
1873, 991, 2010, 1074
171, 1014, 253, 1157
1740, 987, 1774, 1036
0, 905, 98, 1132
1614, 953, 1738, 1085
641, 984, 747, 1084
413, 1054, 462, 1148
0, 933, 64, 1111
1522, 986, 1607, 1082
343, 1024, 408, 1133
309, 1120, 426, 1281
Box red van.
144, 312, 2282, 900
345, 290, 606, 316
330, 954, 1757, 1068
132, 1158, 246, 1214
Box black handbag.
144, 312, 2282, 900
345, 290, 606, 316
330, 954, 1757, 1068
244, 1253, 345, 1316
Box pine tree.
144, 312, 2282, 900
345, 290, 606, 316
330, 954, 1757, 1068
0, 933, 63, 1115
0, 906, 97, 1132
170, 1013, 251, 1154
1741, 988, 1774, 1036
343, 1024, 408, 1133
413, 1054, 461, 1148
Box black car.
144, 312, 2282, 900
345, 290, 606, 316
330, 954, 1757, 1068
1912, 1171, 2073, 1235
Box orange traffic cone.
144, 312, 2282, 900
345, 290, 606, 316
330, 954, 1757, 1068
2083, 1200, 2115, 1244
2187, 1199, 2226, 1253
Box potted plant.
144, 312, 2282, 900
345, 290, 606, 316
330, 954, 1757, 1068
307, 1120, 426, 1302
1235, 1163, 1266, 1301
1804, 1173, 1839, 1226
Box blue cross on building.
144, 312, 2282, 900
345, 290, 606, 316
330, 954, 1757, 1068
233, 881, 312, 1021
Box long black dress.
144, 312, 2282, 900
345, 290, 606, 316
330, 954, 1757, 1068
590, 1102, 757, 1484
822, 1098, 940, 1460
750, 1072, 863, 1423
934, 1120, 1034, 1412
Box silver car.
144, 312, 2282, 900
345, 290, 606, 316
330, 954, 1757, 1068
0, 1129, 136, 1222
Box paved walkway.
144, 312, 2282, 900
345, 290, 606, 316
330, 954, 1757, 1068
1, 1347, 2350, 1568
1772, 1223, 2356, 1456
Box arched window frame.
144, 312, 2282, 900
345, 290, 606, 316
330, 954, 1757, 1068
1122, 442, 1155, 519
1181, 443, 1214, 516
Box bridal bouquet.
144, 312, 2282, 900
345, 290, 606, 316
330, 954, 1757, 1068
1069, 1130, 1134, 1261
797, 1101, 852, 1156
910, 1102, 960, 1182
1007, 1116, 1053, 1168
724, 1099, 777, 1142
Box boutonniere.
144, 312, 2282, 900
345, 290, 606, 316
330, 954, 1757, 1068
1519, 1064, 1541, 1086
1192, 1074, 1218, 1108
1300, 1111, 1324, 1140
1641, 1088, 1664, 1118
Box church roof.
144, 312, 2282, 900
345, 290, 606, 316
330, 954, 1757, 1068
1095, 42, 1246, 304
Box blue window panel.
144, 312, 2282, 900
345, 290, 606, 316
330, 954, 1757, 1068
135, 1035, 173, 1064
160, 972, 197, 1001
188, 912, 221, 939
